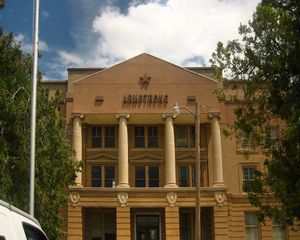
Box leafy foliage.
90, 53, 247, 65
211, 0, 300, 225
0, 29, 80, 239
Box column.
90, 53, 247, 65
72, 114, 83, 186
210, 113, 224, 186
165, 206, 180, 240
116, 207, 131, 240
116, 114, 130, 188
67, 201, 83, 240
163, 114, 178, 188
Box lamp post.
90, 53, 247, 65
173, 101, 201, 240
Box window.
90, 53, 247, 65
92, 126, 102, 148
92, 166, 102, 187
272, 218, 286, 240
148, 126, 158, 147
175, 125, 196, 148
135, 126, 145, 148
91, 126, 116, 148
176, 126, 188, 147
105, 126, 116, 147
242, 167, 256, 192
244, 213, 260, 240
134, 126, 159, 148
135, 166, 159, 187
238, 131, 256, 151
178, 165, 208, 187
23, 223, 48, 240
265, 126, 279, 149
91, 166, 115, 187
135, 166, 146, 187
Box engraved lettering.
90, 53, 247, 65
148, 95, 153, 103
133, 95, 137, 103
158, 95, 163, 103
164, 95, 168, 103
138, 95, 143, 103
123, 96, 127, 103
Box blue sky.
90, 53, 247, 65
0, 0, 260, 80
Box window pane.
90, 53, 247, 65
192, 165, 196, 187
105, 166, 115, 187
149, 166, 159, 187
245, 213, 259, 240
92, 166, 101, 187
272, 218, 285, 240
23, 223, 48, 240
176, 126, 188, 147
92, 126, 102, 148
179, 166, 189, 187
135, 166, 146, 187
148, 126, 158, 148
135, 126, 145, 148
105, 126, 115, 148
243, 167, 256, 192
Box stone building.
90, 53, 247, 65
43, 53, 299, 240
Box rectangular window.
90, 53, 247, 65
135, 126, 145, 148
179, 166, 189, 187
272, 218, 286, 240
176, 126, 188, 147
105, 166, 115, 187
149, 166, 159, 187
135, 166, 146, 187
105, 126, 115, 148
244, 213, 259, 240
148, 126, 158, 148
92, 126, 102, 148
91, 166, 102, 187
242, 167, 256, 192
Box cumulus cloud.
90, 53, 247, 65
47, 0, 260, 79
14, 33, 50, 53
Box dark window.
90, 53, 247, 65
180, 212, 193, 240
92, 126, 102, 148
23, 223, 48, 240
176, 126, 188, 147
179, 166, 189, 187
91, 166, 102, 187
105, 166, 115, 187
135, 166, 146, 187
148, 126, 158, 148
135, 126, 145, 148
243, 167, 256, 192
192, 165, 196, 187
149, 166, 159, 187
105, 126, 116, 147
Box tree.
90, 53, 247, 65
0, 29, 80, 239
210, 0, 300, 226
0, 0, 4, 9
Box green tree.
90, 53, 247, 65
0, 0, 5, 9
0, 29, 80, 239
211, 0, 300, 225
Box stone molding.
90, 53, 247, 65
166, 192, 177, 207
215, 191, 226, 207
69, 191, 80, 207
118, 192, 129, 208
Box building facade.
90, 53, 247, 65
43, 53, 299, 240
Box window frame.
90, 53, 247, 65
244, 212, 260, 240
133, 125, 159, 148
175, 125, 196, 148
91, 125, 117, 149
242, 166, 257, 192
134, 165, 160, 187
91, 165, 116, 188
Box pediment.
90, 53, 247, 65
86, 152, 118, 161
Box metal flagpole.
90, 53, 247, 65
29, 0, 40, 217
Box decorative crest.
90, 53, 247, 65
140, 74, 151, 85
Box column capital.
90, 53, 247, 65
116, 113, 130, 119
72, 113, 84, 120
162, 113, 176, 119
208, 112, 221, 120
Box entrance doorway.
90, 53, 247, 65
135, 214, 160, 240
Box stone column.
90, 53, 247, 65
163, 114, 178, 188
72, 114, 83, 186
116, 114, 130, 188
210, 113, 224, 186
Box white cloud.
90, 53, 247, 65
42, 10, 50, 19
47, 0, 260, 79
14, 33, 50, 53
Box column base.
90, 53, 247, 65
164, 183, 178, 188
116, 183, 130, 188
213, 182, 226, 187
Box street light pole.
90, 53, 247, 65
173, 101, 201, 240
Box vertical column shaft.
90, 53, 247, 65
210, 113, 224, 186
116, 114, 130, 188
72, 115, 83, 186
163, 114, 178, 188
